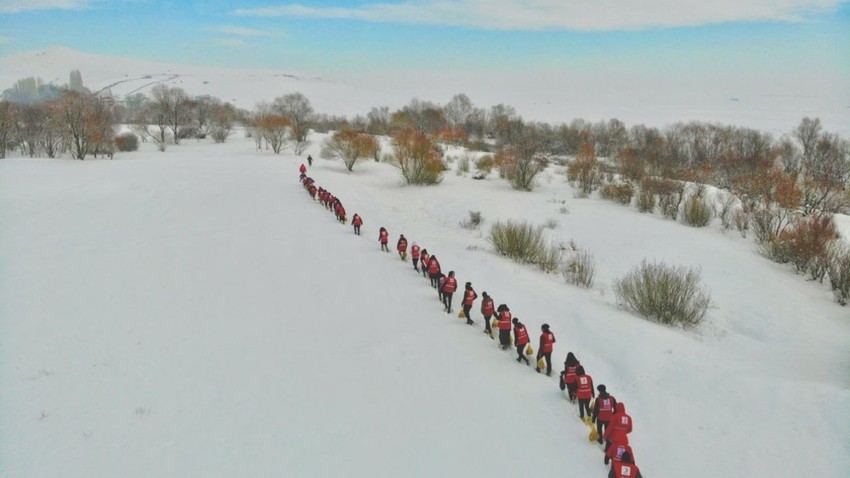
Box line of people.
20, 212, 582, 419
297, 164, 643, 478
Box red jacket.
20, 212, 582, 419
438, 276, 446, 290
480, 298, 494, 316
563, 363, 581, 384
604, 404, 633, 444
428, 257, 440, 274
420, 252, 429, 266
595, 395, 617, 422
411, 245, 420, 259
462, 288, 477, 306
352, 215, 362, 226
605, 442, 634, 463
337, 206, 346, 217
575, 374, 594, 400
397, 238, 408, 251
612, 462, 641, 478
299, 164, 306, 174
442, 277, 457, 293
498, 310, 512, 330
514, 324, 529, 346
379, 230, 388, 244
540, 331, 555, 353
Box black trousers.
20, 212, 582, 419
515, 343, 529, 362
462, 304, 472, 322
483, 314, 493, 331
578, 398, 591, 418
430, 273, 439, 288
567, 382, 577, 401
381, 243, 389, 251
353, 225, 360, 235
499, 329, 510, 347
596, 420, 608, 442
412, 258, 419, 271
443, 292, 454, 312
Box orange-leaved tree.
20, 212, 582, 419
321, 128, 379, 172
389, 127, 444, 185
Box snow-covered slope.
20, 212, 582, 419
1, 46, 848, 137
1, 135, 848, 477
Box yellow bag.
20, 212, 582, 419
589, 398, 596, 413
510, 334, 514, 345
525, 345, 534, 355
537, 358, 546, 370
491, 318, 498, 329
458, 310, 465, 318
583, 416, 593, 426
588, 426, 599, 442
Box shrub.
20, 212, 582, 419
714, 193, 739, 231
567, 143, 603, 197
496, 146, 548, 191
614, 260, 710, 328
601, 182, 634, 205
734, 210, 749, 237
460, 210, 483, 229
114, 133, 139, 152
636, 189, 655, 213
682, 195, 712, 227
457, 154, 471, 173
642, 177, 684, 220
561, 242, 595, 288
321, 128, 379, 172
776, 214, 839, 279
489, 220, 562, 272
475, 155, 495, 174
827, 242, 850, 305
387, 128, 444, 185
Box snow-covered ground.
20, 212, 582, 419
2, 46, 849, 137
1, 133, 848, 477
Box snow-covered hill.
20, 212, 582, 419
1, 46, 848, 137
1, 134, 848, 477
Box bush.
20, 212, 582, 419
457, 154, 471, 173
387, 128, 444, 185
682, 195, 713, 227
714, 193, 738, 231
490, 220, 561, 272
614, 260, 710, 328
636, 189, 655, 213
827, 242, 850, 306
460, 210, 483, 229
475, 155, 495, 174
114, 133, 139, 152
776, 214, 839, 279
601, 182, 634, 205
567, 143, 603, 197
561, 242, 595, 288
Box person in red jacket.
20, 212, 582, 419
441, 271, 458, 313
480, 292, 495, 335
335, 202, 346, 223
512, 318, 531, 365
420, 249, 430, 278
411, 243, 421, 271
575, 365, 595, 420
560, 352, 581, 402
608, 451, 642, 478
461, 282, 477, 325
604, 439, 634, 467
299, 163, 307, 174
437, 272, 447, 302
351, 214, 363, 235
592, 384, 618, 444
536, 324, 556, 376
308, 184, 317, 199
378, 227, 389, 252
603, 402, 633, 455
428, 255, 441, 287
496, 304, 512, 350
397, 235, 408, 261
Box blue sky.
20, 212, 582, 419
0, 0, 847, 84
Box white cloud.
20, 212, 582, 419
0, 0, 90, 14
233, 0, 842, 30
214, 25, 287, 38
212, 38, 249, 48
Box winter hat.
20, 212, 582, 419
597, 384, 606, 393
465, 282, 471, 288
512, 317, 518, 325
482, 291, 488, 297
542, 323, 550, 330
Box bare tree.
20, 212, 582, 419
366, 106, 390, 135
0, 100, 14, 158
272, 92, 313, 154
150, 84, 191, 144
254, 104, 290, 154
801, 133, 850, 214
57, 91, 111, 160
794, 117, 822, 162
443, 93, 474, 129
208, 98, 237, 143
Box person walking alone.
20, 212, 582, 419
351, 214, 363, 235
536, 324, 556, 376
512, 318, 531, 365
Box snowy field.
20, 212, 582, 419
1, 134, 849, 477
1, 46, 849, 137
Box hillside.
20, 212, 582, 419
1, 46, 849, 136
1, 133, 848, 477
